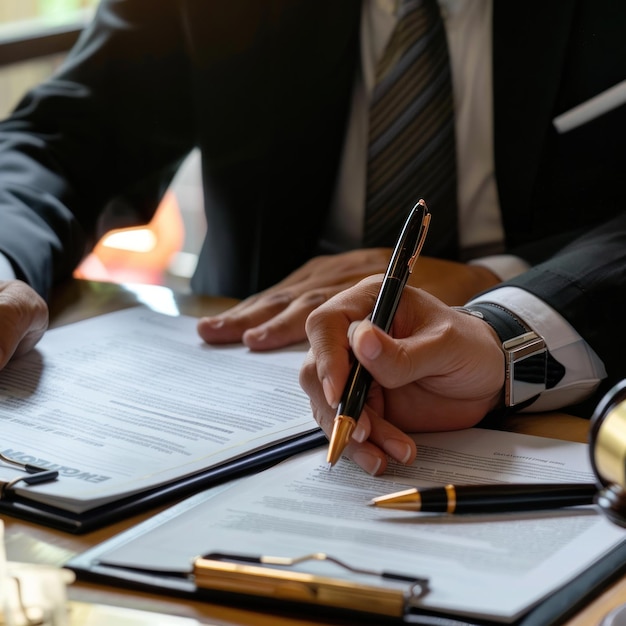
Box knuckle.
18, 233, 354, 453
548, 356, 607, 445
299, 290, 327, 309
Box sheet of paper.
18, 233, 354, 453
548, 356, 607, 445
88, 428, 626, 623
0, 307, 317, 512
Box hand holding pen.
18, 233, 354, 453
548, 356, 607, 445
300, 214, 509, 476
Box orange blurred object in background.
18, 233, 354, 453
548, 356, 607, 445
74, 190, 185, 286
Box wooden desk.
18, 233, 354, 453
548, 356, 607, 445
3, 279, 624, 625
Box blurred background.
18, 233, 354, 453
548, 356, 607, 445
0, 0, 205, 291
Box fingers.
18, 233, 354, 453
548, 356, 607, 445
301, 347, 417, 476
304, 275, 383, 408
0, 280, 49, 369
301, 278, 507, 475
347, 312, 503, 422
356, 410, 417, 473
301, 351, 383, 474
241, 289, 330, 349
310, 397, 417, 476
348, 319, 424, 389
344, 296, 505, 429
197, 250, 392, 351
197, 291, 287, 339
197, 289, 322, 350
331, 411, 417, 476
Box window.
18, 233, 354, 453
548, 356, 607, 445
0, 0, 97, 116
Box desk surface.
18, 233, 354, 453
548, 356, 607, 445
3, 279, 624, 625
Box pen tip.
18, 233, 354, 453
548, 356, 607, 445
326, 415, 357, 467
325, 462, 332, 471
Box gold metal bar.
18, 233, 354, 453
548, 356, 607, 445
192, 557, 407, 617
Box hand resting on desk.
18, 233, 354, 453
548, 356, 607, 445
0, 280, 48, 370
299, 276, 505, 476
197, 250, 499, 351
0, 252, 498, 374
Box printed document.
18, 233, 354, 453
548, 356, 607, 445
81, 428, 626, 623
0, 308, 317, 513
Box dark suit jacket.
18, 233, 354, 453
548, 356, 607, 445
0, 0, 625, 408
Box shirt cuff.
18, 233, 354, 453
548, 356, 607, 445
0, 252, 17, 281
467, 254, 530, 282
467, 286, 607, 411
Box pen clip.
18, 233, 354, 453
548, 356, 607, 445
407, 204, 431, 273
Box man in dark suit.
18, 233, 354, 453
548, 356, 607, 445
0, 1, 624, 458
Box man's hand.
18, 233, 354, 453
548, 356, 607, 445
197, 250, 500, 350
299, 276, 505, 475
0, 280, 49, 369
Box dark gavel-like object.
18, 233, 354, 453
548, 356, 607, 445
590, 379, 626, 527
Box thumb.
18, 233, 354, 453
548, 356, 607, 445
348, 320, 415, 389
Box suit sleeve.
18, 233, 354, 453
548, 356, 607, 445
502, 211, 626, 406
0, 0, 195, 298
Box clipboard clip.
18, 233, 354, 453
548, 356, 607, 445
193, 551, 429, 618
0, 452, 59, 500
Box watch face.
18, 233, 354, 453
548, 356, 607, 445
503, 332, 546, 406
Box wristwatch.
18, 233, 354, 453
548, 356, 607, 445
453, 302, 565, 408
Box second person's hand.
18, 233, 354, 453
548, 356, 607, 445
197, 250, 500, 351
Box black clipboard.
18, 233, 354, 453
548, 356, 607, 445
0, 429, 326, 533
67, 530, 626, 626
66, 473, 626, 625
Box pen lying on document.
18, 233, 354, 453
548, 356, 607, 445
326, 199, 431, 467
370, 483, 598, 514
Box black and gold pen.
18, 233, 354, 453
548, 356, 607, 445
370, 483, 598, 514
326, 199, 431, 467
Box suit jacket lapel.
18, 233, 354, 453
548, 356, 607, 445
492, 0, 576, 235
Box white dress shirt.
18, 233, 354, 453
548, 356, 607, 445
324, 0, 605, 410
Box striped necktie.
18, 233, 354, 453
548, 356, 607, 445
364, 0, 458, 253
